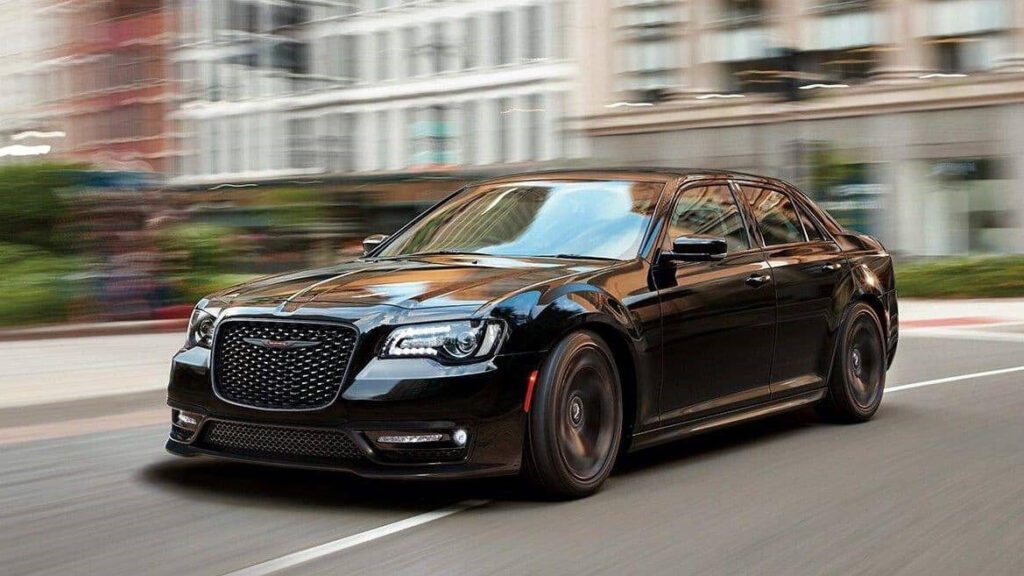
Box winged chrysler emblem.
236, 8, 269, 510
241, 338, 321, 350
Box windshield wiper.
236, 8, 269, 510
381, 250, 493, 260
536, 254, 620, 262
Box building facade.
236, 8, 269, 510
170, 0, 582, 187
580, 0, 1024, 256
0, 0, 59, 162
14, 0, 178, 175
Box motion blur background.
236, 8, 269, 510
1, 0, 1023, 327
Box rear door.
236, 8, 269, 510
735, 183, 847, 398
655, 182, 776, 423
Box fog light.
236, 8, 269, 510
377, 433, 445, 444
452, 429, 468, 447
174, 410, 200, 430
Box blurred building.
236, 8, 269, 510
170, 0, 583, 187
0, 0, 56, 162
14, 0, 177, 176
580, 0, 1024, 256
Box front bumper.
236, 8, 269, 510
166, 346, 543, 479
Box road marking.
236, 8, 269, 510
222, 500, 490, 576
886, 365, 1024, 395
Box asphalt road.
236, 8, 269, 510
3, 329, 1023, 575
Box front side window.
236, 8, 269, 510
740, 186, 807, 246
665, 185, 750, 253
377, 180, 664, 260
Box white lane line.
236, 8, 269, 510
216, 365, 1023, 575
222, 499, 490, 576
886, 365, 1024, 395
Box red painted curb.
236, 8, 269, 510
901, 317, 1002, 329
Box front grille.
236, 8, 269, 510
212, 320, 357, 410
197, 421, 363, 462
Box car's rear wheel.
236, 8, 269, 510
818, 302, 886, 423
524, 331, 623, 499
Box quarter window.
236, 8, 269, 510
740, 187, 807, 246
796, 203, 825, 242
666, 185, 750, 253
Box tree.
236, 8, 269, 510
0, 162, 84, 251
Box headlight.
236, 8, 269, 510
381, 320, 505, 363
186, 307, 216, 349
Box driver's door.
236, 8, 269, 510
654, 182, 776, 424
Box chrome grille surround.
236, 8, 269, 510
211, 318, 358, 410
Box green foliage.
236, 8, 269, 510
808, 144, 854, 196
158, 223, 246, 273
0, 163, 83, 251
0, 243, 84, 326
255, 187, 321, 227
177, 273, 258, 304
897, 257, 1024, 299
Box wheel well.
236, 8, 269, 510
579, 322, 638, 445
855, 293, 888, 338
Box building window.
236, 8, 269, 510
527, 94, 543, 161
718, 0, 765, 26
376, 31, 390, 81
377, 111, 390, 170
463, 17, 478, 69
462, 101, 475, 165
290, 118, 316, 169
803, 47, 877, 84
525, 5, 544, 61
208, 121, 219, 174
615, 1, 681, 92
932, 36, 1002, 73
343, 35, 359, 82
551, 1, 567, 59
403, 28, 417, 77
497, 97, 512, 163
495, 11, 512, 65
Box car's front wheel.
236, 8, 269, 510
523, 331, 623, 499
818, 302, 887, 423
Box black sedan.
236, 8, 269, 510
166, 169, 898, 498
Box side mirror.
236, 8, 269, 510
661, 236, 728, 263
362, 234, 389, 256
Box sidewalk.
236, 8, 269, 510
0, 318, 187, 342
899, 298, 1024, 326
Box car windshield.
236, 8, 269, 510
376, 180, 664, 260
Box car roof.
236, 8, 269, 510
475, 168, 786, 186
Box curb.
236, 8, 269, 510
0, 319, 188, 342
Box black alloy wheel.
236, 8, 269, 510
524, 331, 623, 499
819, 302, 886, 423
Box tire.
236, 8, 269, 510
523, 331, 623, 499
818, 302, 887, 423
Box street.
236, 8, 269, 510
2, 322, 1023, 575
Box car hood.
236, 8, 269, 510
212, 255, 608, 311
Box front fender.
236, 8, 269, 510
498, 283, 642, 355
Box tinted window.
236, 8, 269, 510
797, 203, 825, 241
378, 180, 664, 260
665, 185, 750, 252
740, 186, 807, 246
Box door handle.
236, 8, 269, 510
821, 262, 843, 273
746, 274, 771, 288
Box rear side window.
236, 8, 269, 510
739, 186, 807, 246
666, 185, 750, 253
796, 203, 826, 241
